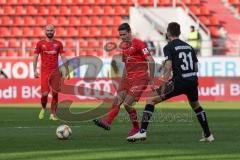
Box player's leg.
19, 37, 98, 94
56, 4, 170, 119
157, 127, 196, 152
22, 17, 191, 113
123, 95, 140, 137
186, 87, 214, 142
127, 81, 181, 141
49, 91, 58, 121
39, 75, 50, 120
93, 90, 126, 130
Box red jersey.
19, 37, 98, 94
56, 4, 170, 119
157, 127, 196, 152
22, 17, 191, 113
34, 39, 64, 72
121, 38, 151, 79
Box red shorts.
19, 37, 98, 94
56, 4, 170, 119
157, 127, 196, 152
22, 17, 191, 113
41, 70, 61, 93
118, 76, 149, 101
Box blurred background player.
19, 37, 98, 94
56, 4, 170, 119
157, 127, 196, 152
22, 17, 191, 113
188, 26, 201, 55
94, 23, 155, 138
127, 22, 214, 142
33, 25, 69, 121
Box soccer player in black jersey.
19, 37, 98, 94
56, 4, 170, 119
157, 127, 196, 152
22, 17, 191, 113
127, 22, 214, 142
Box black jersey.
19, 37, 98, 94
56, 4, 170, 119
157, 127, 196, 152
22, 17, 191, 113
163, 39, 198, 83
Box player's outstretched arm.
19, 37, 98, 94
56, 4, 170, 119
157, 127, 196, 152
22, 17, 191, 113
33, 54, 39, 78
60, 55, 70, 79
146, 55, 155, 90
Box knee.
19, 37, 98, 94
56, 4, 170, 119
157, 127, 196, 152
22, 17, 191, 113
42, 92, 49, 97
146, 97, 155, 105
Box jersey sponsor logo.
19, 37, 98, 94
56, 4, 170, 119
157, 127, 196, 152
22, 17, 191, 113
43, 50, 57, 55
182, 72, 197, 78
53, 44, 59, 50
175, 45, 192, 51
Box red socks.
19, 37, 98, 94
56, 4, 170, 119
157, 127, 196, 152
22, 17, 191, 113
41, 95, 48, 109
51, 92, 58, 114
126, 108, 139, 129
106, 105, 120, 125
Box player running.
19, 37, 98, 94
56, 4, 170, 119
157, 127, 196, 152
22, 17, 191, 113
127, 22, 214, 142
94, 23, 155, 138
33, 25, 69, 121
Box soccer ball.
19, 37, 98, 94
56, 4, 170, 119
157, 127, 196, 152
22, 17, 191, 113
56, 124, 72, 140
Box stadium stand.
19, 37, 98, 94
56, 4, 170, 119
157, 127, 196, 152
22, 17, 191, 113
0, 0, 235, 57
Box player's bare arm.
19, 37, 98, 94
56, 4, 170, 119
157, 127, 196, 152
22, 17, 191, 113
160, 60, 172, 97
60, 54, 70, 79
194, 62, 198, 72
33, 54, 39, 78
146, 55, 155, 90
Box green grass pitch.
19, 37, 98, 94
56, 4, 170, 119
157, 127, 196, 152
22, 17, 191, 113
0, 102, 240, 160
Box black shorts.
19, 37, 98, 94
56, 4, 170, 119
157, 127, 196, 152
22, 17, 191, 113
156, 79, 198, 102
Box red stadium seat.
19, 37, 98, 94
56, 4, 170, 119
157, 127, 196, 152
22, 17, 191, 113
51, 0, 62, 4
33, 27, 44, 37
210, 16, 220, 26
57, 16, 70, 26
46, 16, 58, 26
7, 0, 18, 4
10, 27, 23, 37
92, 6, 104, 15
103, 6, 115, 15
15, 6, 27, 15
0, 39, 7, 48
8, 39, 21, 48
18, 0, 30, 3
26, 6, 38, 15
100, 27, 112, 37
49, 6, 60, 15
112, 27, 118, 37
95, 0, 106, 4
1, 16, 12, 25
78, 27, 90, 37
209, 27, 220, 37
89, 27, 101, 37
38, 6, 49, 15
87, 39, 99, 48
82, 6, 93, 15
199, 16, 210, 25
0, 0, 7, 4
102, 16, 113, 26
79, 39, 88, 48
64, 39, 76, 48
67, 27, 78, 37
36, 16, 47, 26
91, 16, 102, 26
80, 17, 91, 26
69, 16, 80, 26
24, 16, 35, 26
113, 16, 122, 25
115, 6, 127, 15
4, 6, 15, 15
41, 0, 51, 4
6, 50, 19, 57
13, 16, 24, 26
59, 6, 71, 15
62, 0, 73, 4
56, 27, 68, 37
29, 0, 40, 4
0, 27, 10, 37
83, 0, 95, 4
23, 27, 34, 37
70, 6, 81, 15
200, 6, 210, 15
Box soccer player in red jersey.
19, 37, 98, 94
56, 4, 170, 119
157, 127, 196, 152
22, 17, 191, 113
33, 25, 69, 120
94, 23, 155, 139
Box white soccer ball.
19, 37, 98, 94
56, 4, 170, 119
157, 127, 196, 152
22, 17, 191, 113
56, 124, 72, 140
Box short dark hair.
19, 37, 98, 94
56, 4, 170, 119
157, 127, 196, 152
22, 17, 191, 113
167, 22, 181, 37
118, 23, 131, 32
